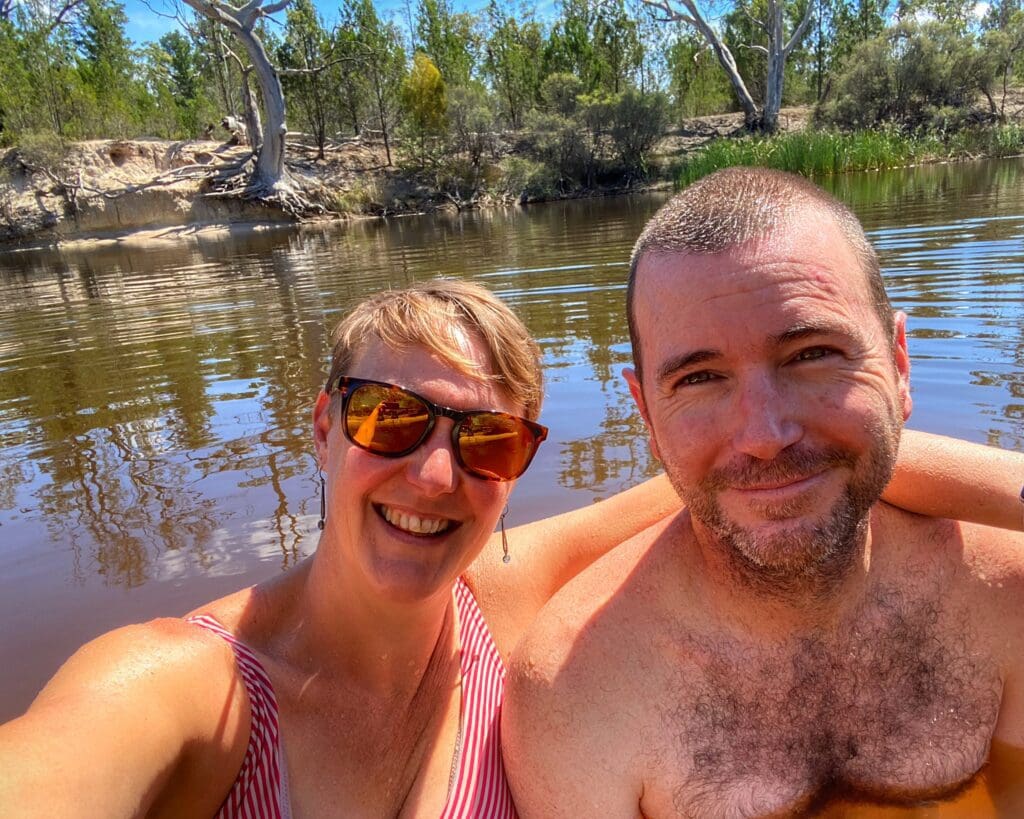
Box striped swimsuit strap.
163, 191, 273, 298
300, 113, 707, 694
187, 581, 515, 819
442, 578, 518, 819
186, 614, 286, 819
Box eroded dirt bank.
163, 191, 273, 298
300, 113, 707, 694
0, 109, 802, 248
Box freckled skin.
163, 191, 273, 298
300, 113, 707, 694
503, 210, 1024, 818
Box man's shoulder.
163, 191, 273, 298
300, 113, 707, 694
873, 502, 1024, 659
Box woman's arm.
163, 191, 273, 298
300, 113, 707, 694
0, 621, 246, 818
881, 428, 1024, 531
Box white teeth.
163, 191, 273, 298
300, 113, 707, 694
381, 506, 450, 535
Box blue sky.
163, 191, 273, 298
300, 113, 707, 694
121, 0, 492, 46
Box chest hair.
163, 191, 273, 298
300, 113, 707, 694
662, 583, 1002, 816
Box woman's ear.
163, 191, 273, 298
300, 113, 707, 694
312, 390, 332, 467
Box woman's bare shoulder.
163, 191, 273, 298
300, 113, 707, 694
0, 616, 250, 818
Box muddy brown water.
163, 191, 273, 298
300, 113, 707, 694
1, 160, 1023, 797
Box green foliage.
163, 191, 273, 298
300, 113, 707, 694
416, 0, 475, 86
15, 130, 74, 173
666, 32, 734, 117
591, 0, 642, 94
73, 0, 136, 136
544, 0, 643, 95
677, 128, 945, 185
540, 72, 583, 116
152, 33, 204, 136
896, 0, 977, 35
279, 0, 336, 156
523, 108, 591, 189
607, 89, 670, 176
818, 21, 997, 129
446, 83, 496, 167
483, 1, 544, 129
498, 155, 557, 198
343, 0, 405, 164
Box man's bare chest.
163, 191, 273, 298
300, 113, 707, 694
647, 593, 1003, 817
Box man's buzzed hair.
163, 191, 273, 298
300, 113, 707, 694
627, 167, 894, 380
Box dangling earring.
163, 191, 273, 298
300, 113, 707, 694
317, 471, 326, 531
500, 504, 510, 564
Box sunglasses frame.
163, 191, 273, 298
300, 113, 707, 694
327, 376, 548, 481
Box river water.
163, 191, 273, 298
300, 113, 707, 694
0, 159, 1022, 721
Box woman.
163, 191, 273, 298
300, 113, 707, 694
0, 279, 1020, 817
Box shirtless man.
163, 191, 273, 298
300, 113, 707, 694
503, 167, 1024, 817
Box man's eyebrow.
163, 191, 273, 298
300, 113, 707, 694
656, 349, 721, 385
772, 322, 852, 345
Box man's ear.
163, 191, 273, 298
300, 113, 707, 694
891, 311, 913, 422
623, 366, 662, 462
312, 390, 332, 467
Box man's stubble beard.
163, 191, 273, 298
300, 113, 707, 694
664, 411, 902, 598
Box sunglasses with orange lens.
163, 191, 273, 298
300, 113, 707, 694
328, 377, 548, 481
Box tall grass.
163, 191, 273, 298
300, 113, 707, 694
676, 126, 1024, 187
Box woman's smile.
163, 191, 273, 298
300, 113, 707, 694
376, 503, 457, 537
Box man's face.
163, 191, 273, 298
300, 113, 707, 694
625, 210, 912, 583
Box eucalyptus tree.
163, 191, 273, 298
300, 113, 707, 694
483, 0, 544, 128
415, 0, 475, 86
592, 0, 642, 93
981, 10, 1024, 118
178, 0, 299, 203
279, 0, 334, 157
544, 0, 600, 90
343, 0, 405, 164
642, 0, 815, 131
74, 0, 141, 134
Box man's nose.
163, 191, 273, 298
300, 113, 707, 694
406, 425, 459, 496
729, 372, 802, 460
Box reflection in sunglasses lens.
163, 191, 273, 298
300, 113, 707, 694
459, 412, 529, 480
348, 385, 431, 453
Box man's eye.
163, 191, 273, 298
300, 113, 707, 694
679, 371, 715, 386
794, 347, 833, 362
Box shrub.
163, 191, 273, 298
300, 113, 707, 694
818, 21, 997, 130
606, 89, 670, 178
498, 156, 556, 199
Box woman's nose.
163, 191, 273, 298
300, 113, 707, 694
405, 426, 459, 496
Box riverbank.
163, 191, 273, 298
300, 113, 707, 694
4, 101, 1023, 248
0, 108, 795, 248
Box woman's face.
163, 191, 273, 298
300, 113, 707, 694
313, 331, 520, 604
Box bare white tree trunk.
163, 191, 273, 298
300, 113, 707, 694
644, 0, 814, 132
645, 0, 759, 127
748, 0, 815, 132
180, 0, 293, 194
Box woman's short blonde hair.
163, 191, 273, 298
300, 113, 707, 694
325, 279, 544, 420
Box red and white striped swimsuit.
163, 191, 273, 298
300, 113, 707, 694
187, 578, 516, 818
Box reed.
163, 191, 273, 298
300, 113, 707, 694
675, 126, 1023, 187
